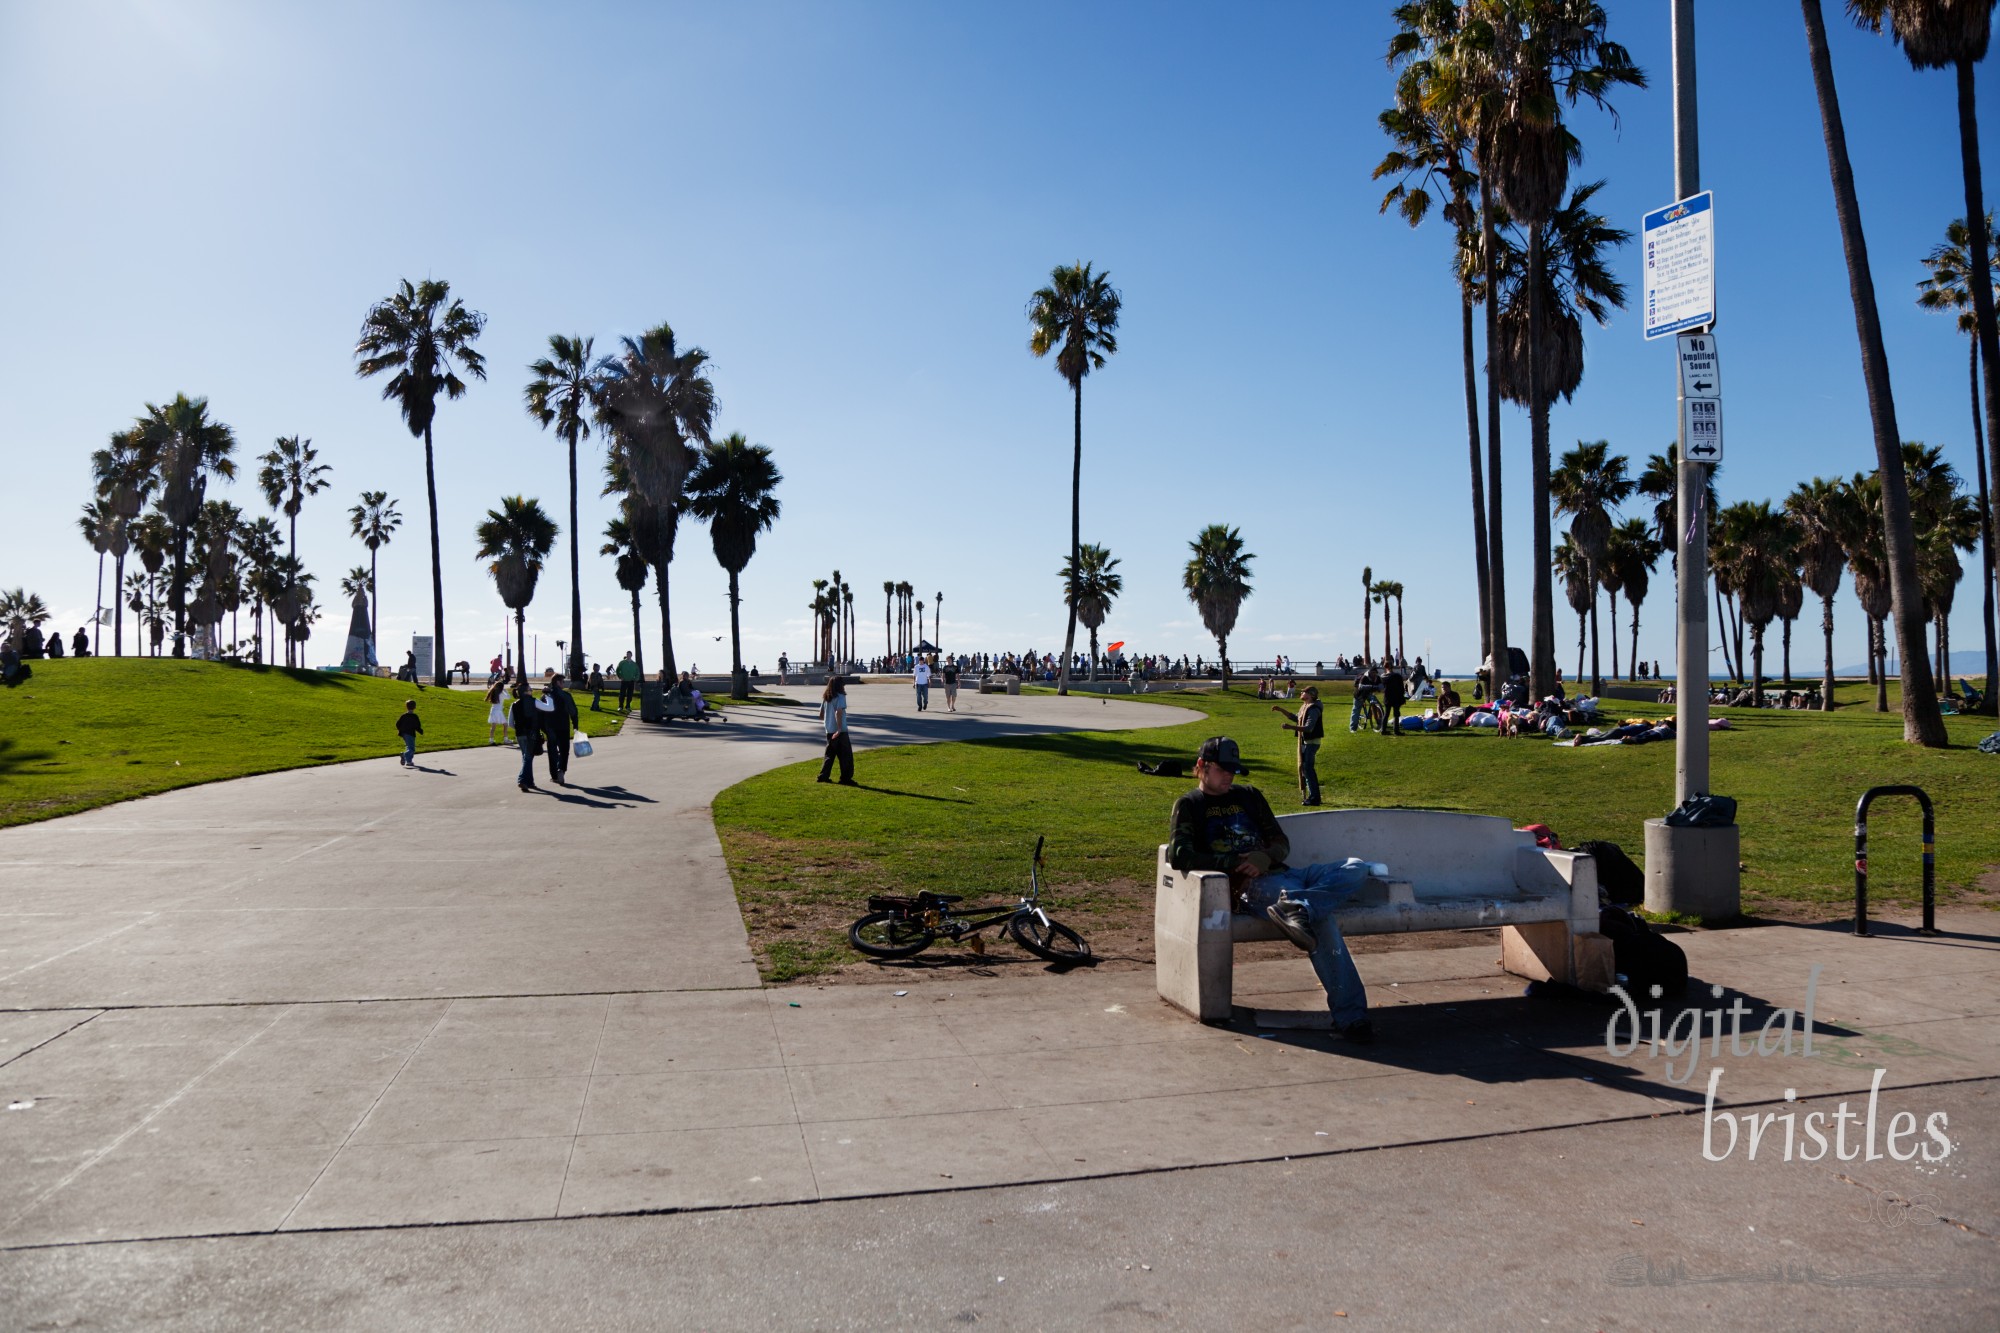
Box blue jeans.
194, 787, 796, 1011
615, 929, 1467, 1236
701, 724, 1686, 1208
1239, 860, 1370, 1025
916, 683, 929, 710
401, 735, 416, 766
518, 743, 537, 788
1349, 690, 1376, 731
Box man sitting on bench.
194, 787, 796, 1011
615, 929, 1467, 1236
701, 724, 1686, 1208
1166, 736, 1378, 1043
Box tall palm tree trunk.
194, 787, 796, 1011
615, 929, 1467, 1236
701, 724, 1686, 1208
1714, 580, 1737, 680
1782, 618, 1793, 689
1752, 625, 1767, 708
655, 563, 676, 679
171, 537, 187, 658
1607, 588, 1621, 681
93, 550, 104, 656
515, 607, 527, 687
1954, 56, 2000, 716
1481, 183, 1511, 688
728, 569, 747, 699
1630, 600, 1643, 685
1396, 595, 1405, 663
629, 587, 644, 683
1219, 636, 1230, 690
369, 547, 380, 668
1527, 226, 1558, 703
1058, 380, 1082, 696
1576, 608, 1587, 685
1801, 0, 1946, 745
1586, 560, 1602, 696
286, 512, 299, 669
567, 427, 583, 680
112, 548, 125, 656
1461, 295, 1492, 664
1821, 594, 1837, 711
884, 591, 891, 661
423, 424, 447, 686
1972, 338, 2000, 714
1875, 617, 1889, 711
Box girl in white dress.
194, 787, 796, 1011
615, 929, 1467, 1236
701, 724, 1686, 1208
485, 675, 515, 744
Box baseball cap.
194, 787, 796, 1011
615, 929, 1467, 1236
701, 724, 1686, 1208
1197, 736, 1249, 774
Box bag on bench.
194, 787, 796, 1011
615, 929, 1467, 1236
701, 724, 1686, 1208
1574, 839, 1644, 906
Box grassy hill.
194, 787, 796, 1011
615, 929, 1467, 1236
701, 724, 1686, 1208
0, 658, 619, 827
715, 685, 2000, 980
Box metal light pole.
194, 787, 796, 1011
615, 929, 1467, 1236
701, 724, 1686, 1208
1648, 0, 1741, 919
1672, 0, 1710, 809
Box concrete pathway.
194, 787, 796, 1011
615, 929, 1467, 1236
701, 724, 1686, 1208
1, 684, 1996, 1326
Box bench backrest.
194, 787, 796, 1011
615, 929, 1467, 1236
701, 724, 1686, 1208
1275, 808, 1529, 898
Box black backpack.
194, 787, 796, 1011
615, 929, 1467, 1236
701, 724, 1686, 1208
1599, 905, 1688, 999
1575, 839, 1645, 906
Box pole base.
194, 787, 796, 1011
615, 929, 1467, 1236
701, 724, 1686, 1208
1643, 818, 1741, 921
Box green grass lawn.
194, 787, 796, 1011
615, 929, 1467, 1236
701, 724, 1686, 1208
0, 658, 624, 827
714, 684, 2000, 981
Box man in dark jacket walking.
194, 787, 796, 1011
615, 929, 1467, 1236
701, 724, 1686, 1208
1381, 668, 1407, 736
539, 674, 580, 785
511, 689, 543, 791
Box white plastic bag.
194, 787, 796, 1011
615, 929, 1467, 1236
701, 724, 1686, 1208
572, 737, 593, 758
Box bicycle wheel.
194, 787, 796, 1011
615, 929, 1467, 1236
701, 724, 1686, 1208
1009, 913, 1093, 963
849, 912, 935, 959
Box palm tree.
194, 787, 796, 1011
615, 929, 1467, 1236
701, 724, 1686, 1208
896, 581, 913, 659
1495, 182, 1635, 698
1798, 0, 1947, 744
934, 590, 944, 657
1719, 501, 1798, 707
882, 581, 895, 661
1423, 1, 1644, 700
347, 491, 400, 669
1903, 441, 1981, 688
1550, 439, 1634, 695
135, 394, 238, 657
1061, 543, 1124, 680
1184, 525, 1254, 688
340, 565, 374, 604
123, 570, 165, 656
235, 516, 282, 665
594, 324, 714, 679
1371, 580, 1394, 664
256, 435, 332, 667
1836, 473, 1895, 710
1383, 579, 1407, 662
600, 516, 648, 684
686, 433, 783, 698
1917, 213, 2000, 711
1027, 262, 1123, 697
189, 499, 241, 656
1377, 20, 1493, 662
90, 427, 153, 656
475, 496, 558, 680
0, 589, 51, 654
1856, 2, 2000, 705
354, 278, 487, 684
1359, 564, 1374, 663
1554, 533, 1593, 684
1777, 564, 1806, 690
525, 334, 600, 679
1606, 517, 1662, 681
77, 498, 117, 654
1787, 478, 1848, 710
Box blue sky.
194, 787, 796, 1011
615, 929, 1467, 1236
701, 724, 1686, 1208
1, 1, 1990, 676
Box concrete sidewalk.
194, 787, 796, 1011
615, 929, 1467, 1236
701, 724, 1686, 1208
1, 685, 1995, 1326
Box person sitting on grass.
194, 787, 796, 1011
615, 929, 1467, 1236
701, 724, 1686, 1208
1166, 736, 1377, 1043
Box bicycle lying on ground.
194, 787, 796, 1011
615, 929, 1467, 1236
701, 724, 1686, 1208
847, 836, 1093, 963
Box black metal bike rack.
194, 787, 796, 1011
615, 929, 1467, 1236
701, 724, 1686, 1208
1853, 785, 1936, 937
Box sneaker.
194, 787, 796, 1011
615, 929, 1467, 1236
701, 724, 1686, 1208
1264, 898, 1317, 952
1332, 1019, 1375, 1045
816, 775, 832, 784
838, 778, 858, 786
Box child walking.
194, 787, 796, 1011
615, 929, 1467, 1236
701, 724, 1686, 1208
396, 699, 424, 767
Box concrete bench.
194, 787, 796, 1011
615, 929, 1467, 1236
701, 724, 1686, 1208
1155, 808, 1610, 1022
979, 675, 1021, 695
656, 694, 721, 724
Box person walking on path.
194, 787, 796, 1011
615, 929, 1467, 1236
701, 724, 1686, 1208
1272, 685, 1324, 806
817, 676, 855, 785
511, 687, 543, 791
941, 658, 960, 712
538, 674, 580, 786
1167, 736, 1374, 1042
395, 698, 424, 768
614, 651, 639, 712
588, 663, 605, 711
484, 675, 514, 745
913, 656, 932, 711
1380, 668, 1406, 737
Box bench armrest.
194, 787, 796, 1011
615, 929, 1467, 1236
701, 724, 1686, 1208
1517, 846, 1600, 928
1155, 848, 1235, 1022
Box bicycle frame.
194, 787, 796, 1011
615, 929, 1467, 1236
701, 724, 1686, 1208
873, 836, 1051, 938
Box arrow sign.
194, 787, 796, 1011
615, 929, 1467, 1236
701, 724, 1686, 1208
1683, 396, 1724, 464
1677, 333, 1722, 398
